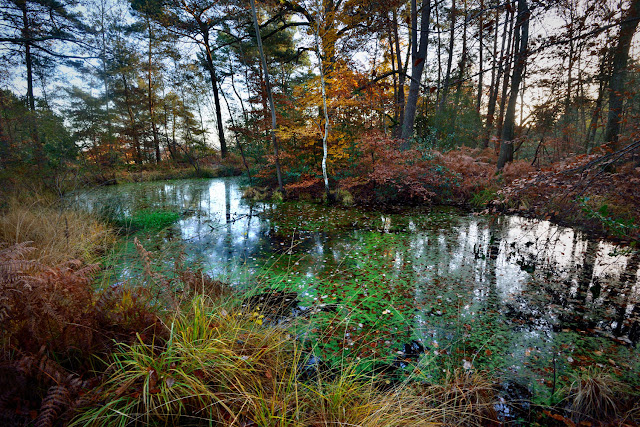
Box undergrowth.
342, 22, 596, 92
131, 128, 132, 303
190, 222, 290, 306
494, 149, 640, 243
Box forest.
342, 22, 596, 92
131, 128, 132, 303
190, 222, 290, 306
1, 0, 640, 425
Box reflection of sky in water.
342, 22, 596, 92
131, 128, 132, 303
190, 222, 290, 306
75, 178, 640, 352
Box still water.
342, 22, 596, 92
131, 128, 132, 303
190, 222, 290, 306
74, 177, 640, 405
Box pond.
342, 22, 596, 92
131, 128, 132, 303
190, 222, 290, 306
74, 176, 640, 410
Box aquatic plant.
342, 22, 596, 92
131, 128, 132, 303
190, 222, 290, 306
114, 209, 181, 231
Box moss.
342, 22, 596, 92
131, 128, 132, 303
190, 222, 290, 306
271, 190, 284, 203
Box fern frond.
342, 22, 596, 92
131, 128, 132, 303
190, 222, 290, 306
35, 384, 71, 427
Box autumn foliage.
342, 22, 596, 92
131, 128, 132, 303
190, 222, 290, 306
338, 133, 456, 205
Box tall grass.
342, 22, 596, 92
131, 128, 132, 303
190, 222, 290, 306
0, 196, 114, 264
564, 368, 623, 424
71, 295, 300, 426
70, 289, 503, 426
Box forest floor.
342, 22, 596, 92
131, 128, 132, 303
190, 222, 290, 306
485, 146, 640, 245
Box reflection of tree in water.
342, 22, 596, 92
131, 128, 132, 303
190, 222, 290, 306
224, 179, 232, 266
611, 251, 640, 341
489, 216, 640, 344
568, 239, 600, 330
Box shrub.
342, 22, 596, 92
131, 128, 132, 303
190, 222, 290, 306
335, 188, 354, 207
438, 147, 495, 203
272, 190, 284, 203
342, 132, 457, 206
501, 160, 536, 184
242, 186, 272, 202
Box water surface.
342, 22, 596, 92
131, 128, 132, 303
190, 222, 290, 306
74, 177, 640, 405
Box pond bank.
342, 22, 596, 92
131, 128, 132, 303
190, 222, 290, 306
244, 151, 640, 245
85, 163, 243, 187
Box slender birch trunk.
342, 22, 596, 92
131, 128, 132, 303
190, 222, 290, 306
314, 19, 331, 199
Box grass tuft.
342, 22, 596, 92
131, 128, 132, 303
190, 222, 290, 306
565, 368, 622, 424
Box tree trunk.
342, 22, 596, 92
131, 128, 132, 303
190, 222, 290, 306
387, 25, 399, 129
604, 0, 640, 149
250, 0, 284, 193
147, 18, 161, 163
585, 74, 606, 151
19, 0, 39, 147
121, 74, 142, 165
438, 0, 456, 113
495, 6, 516, 144
497, 0, 529, 170
484, 6, 508, 148
401, 0, 432, 143
392, 10, 406, 138
19, 0, 35, 112
314, 22, 331, 200
220, 83, 252, 184
202, 33, 227, 159
99, 0, 113, 148
435, 3, 442, 105
476, 0, 484, 115
451, 0, 468, 131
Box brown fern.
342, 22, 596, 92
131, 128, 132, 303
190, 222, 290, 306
178, 267, 232, 300
3, 351, 96, 427
35, 384, 70, 427
133, 237, 180, 310
94, 283, 169, 346
1, 242, 102, 354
